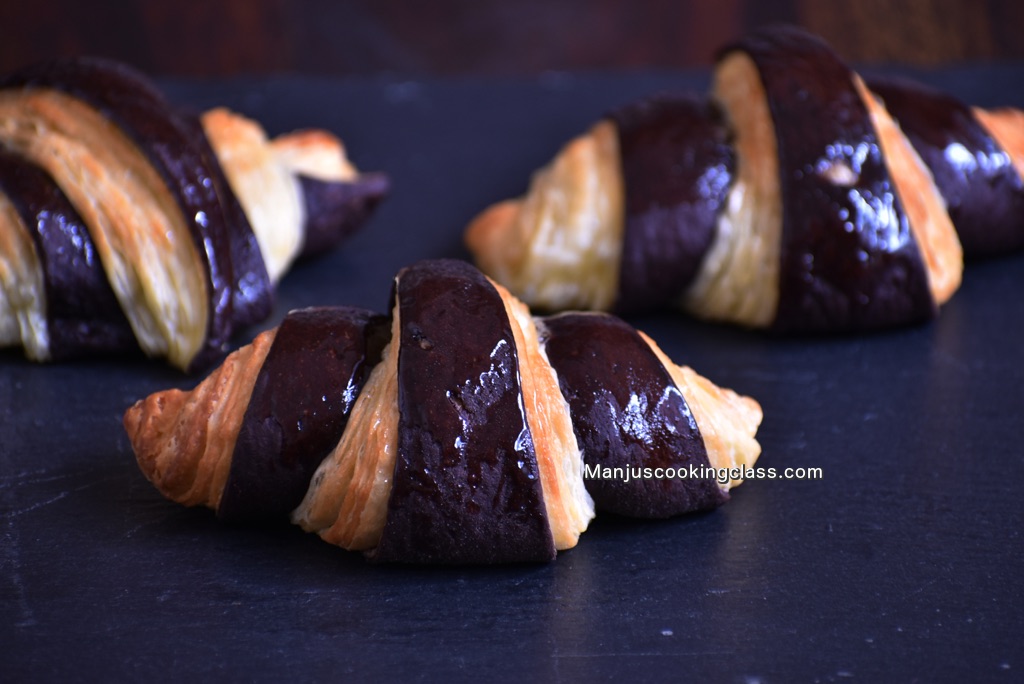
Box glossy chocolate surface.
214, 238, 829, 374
726, 27, 934, 332
1, 57, 272, 369
218, 306, 388, 523
6, 67, 1023, 681
374, 259, 555, 564
610, 93, 734, 313
541, 312, 725, 518
181, 111, 273, 330
0, 147, 135, 359
298, 172, 390, 259
869, 75, 1024, 258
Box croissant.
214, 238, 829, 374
0, 57, 388, 370
123, 259, 762, 564
466, 26, 1023, 332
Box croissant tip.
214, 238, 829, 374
122, 393, 164, 481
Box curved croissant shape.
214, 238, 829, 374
124, 259, 762, 565
467, 26, 1022, 332
0, 57, 388, 370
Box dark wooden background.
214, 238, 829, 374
1, 0, 1021, 78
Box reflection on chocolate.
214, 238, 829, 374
219, 306, 389, 523
374, 259, 556, 564
869, 75, 1024, 258
542, 312, 726, 518
725, 26, 934, 332
611, 93, 734, 314
0, 147, 136, 359
2, 56, 272, 370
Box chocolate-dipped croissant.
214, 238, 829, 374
123, 259, 762, 565
467, 26, 1022, 332
0, 57, 388, 370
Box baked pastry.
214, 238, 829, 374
0, 57, 388, 370
866, 75, 1024, 257
124, 259, 762, 564
466, 26, 1021, 331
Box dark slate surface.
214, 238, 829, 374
2, 64, 1023, 682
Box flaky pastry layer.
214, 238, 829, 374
858, 77, 962, 305
0, 88, 207, 368
465, 120, 624, 312
271, 129, 359, 182
0, 192, 47, 358
497, 282, 594, 550
201, 108, 304, 284
684, 51, 782, 327
124, 328, 276, 509
639, 331, 763, 490
291, 312, 400, 551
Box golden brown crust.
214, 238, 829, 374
200, 107, 304, 284
857, 77, 962, 305
973, 107, 1024, 181
495, 284, 594, 550
124, 328, 276, 509
686, 51, 782, 327
291, 312, 400, 551
0, 190, 47, 358
638, 331, 762, 490
0, 88, 207, 368
465, 120, 624, 312
270, 129, 358, 182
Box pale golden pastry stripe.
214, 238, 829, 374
0, 89, 207, 368
683, 51, 782, 328
0, 191, 48, 358
292, 311, 400, 551
496, 282, 594, 551
271, 129, 359, 182
465, 120, 624, 312
857, 76, 962, 305
201, 108, 304, 284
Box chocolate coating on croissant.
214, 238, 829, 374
298, 172, 391, 259
541, 312, 725, 518
868, 76, 1024, 258
2, 57, 272, 369
218, 306, 389, 523
610, 93, 734, 314
182, 112, 273, 331
726, 27, 934, 331
373, 259, 555, 564
0, 147, 136, 359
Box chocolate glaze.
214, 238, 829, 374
724, 26, 935, 332
297, 172, 390, 259
610, 93, 734, 314
218, 306, 389, 523
0, 147, 136, 359
869, 75, 1024, 258
373, 259, 555, 564
1, 57, 272, 370
541, 312, 726, 518
181, 110, 273, 331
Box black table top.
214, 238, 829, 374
3, 64, 1023, 682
